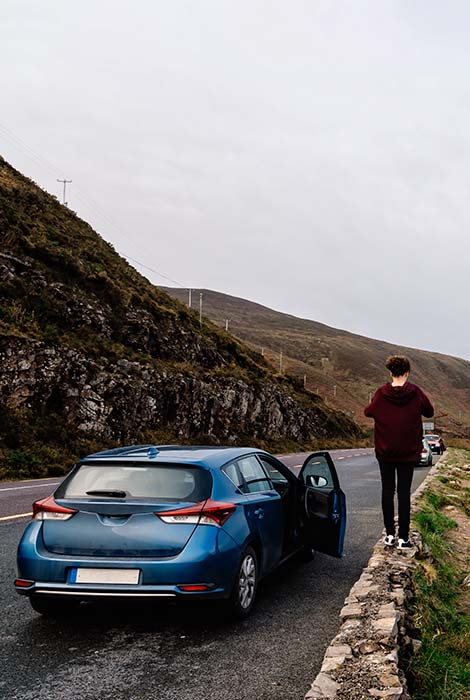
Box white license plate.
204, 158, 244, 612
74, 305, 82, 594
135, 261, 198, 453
75, 568, 140, 585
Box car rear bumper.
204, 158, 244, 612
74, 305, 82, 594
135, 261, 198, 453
16, 522, 241, 601
14, 581, 227, 600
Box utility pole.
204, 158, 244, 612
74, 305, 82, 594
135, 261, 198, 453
199, 292, 203, 326
57, 178, 72, 206
279, 351, 283, 374
188, 289, 192, 308
303, 374, 307, 388
333, 385, 337, 397
261, 347, 264, 356
225, 319, 230, 332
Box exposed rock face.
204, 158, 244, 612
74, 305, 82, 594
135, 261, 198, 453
0, 334, 350, 443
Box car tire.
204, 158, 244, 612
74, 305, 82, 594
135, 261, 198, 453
29, 595, 77, 618
226, 546, 258, 620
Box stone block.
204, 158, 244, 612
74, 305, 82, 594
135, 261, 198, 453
378, 603, 397, 618
344, 594, 359, 605
306, 673, 338, 699
372, 615, 399, 637
325, 644, 352, 658
339, 604, 362, 620
321, 656, 346, 673
355, 585, 380, 599
369, 555, 385, 568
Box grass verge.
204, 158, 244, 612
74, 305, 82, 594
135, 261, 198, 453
409, 451, 470, 700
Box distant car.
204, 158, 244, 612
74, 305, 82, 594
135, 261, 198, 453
420, 439, 433, 466
423, 434, 446, 455
15, 445, 346, 619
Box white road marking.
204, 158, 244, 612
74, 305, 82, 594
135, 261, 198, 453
0, 483, 59, 493
0, 512, 32, 521
16, 477, 61, 483
337, 456, 345, 460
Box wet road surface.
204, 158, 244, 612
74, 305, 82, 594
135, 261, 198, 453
0, 449, 432, 700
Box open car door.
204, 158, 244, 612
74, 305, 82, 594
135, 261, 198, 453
299, 451, 346, 558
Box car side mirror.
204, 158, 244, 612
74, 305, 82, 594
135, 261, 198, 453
306, 474, 328, 488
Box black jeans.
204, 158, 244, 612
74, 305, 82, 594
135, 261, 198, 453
378, 461, 416, 540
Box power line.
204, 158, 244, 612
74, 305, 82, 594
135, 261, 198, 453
123, 254, 185, 288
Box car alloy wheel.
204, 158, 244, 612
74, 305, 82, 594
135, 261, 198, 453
238, 552, 257, 609
227, 546, 258, 619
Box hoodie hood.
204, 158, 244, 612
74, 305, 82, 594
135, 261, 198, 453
380, 381, 419, 406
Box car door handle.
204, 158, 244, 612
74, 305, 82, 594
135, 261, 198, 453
254, 508, 264, 518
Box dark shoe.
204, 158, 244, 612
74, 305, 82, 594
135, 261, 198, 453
397, 538, 413, 549
384, 535, 396, 547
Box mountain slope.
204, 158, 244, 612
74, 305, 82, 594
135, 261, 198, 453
162, 288, 470, 437
0, 156, 362, 476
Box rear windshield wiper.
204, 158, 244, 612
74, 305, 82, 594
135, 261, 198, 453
85, 489, 127, 498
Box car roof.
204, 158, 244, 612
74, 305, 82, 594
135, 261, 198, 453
82, 445, 269, 469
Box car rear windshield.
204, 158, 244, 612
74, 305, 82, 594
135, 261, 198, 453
424, 435, 438, 440
56, 462, 212, 502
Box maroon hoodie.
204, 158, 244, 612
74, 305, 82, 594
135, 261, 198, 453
364, 382, 434, 464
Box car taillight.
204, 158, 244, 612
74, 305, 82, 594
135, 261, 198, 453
32, 495, 77, 521
157, 499, 236, 527
14, 578, 34, 588
178, 584, 211, 592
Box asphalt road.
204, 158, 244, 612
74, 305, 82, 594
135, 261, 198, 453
0, 449, 432, 700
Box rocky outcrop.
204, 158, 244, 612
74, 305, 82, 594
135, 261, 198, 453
0, 335, 353, 444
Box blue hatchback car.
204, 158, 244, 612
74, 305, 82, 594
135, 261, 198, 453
15, 445, 346, 618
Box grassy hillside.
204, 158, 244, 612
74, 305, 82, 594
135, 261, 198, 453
0, 156, 362, 477
162, 288, 470, 438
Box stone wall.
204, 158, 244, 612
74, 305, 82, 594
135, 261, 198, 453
305, 459, 443, 700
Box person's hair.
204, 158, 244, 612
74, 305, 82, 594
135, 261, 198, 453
385, 355, 410, 377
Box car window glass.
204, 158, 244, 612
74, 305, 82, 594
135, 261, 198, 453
223, 462, 243, 489
57, 463, 211, 502
237, 456, 272, 493
301, 455, 332, 489
258, 457, 289, 483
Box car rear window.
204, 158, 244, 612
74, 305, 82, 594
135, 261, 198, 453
56, 463, 212, 502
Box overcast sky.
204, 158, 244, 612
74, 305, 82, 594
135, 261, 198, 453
2, 1, 470, 359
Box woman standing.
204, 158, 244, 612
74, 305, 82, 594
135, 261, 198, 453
364, 356, 434, 549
